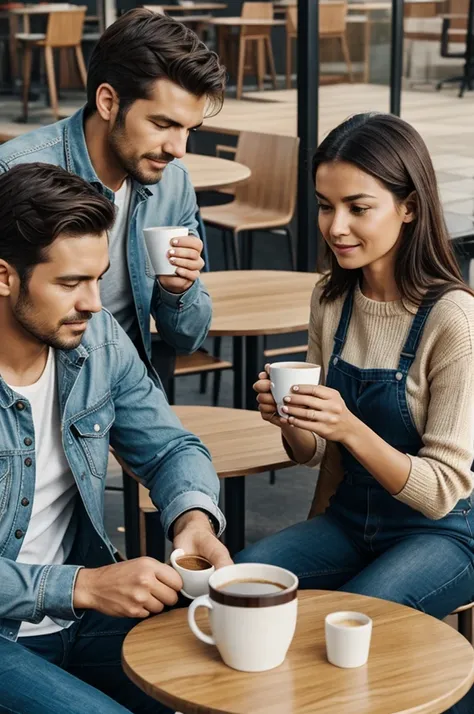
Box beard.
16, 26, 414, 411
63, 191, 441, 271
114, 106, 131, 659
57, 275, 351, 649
14, 285, 92, 351
108, 122, 173, 186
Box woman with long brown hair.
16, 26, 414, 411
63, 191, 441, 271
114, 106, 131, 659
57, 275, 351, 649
237, 113, 474, 713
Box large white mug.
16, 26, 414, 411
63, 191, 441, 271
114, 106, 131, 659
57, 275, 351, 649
188, 563, 298, 672
269, 361, 321, 418
143, 226, 188, 276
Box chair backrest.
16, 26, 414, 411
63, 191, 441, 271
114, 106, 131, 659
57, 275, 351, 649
241, 2, 274, 20
287, 5, 297, 34
320, 1, 347, 35
142, 5, 165, 13
234, 131, 299, 219
448, 0, 468, 29
45, 7, 87, 47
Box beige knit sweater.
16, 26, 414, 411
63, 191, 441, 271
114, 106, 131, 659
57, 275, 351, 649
303, 281, 474, 520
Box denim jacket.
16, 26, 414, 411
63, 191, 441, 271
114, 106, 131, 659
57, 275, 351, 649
0, 310, 225, 642
0, 108, 212, 364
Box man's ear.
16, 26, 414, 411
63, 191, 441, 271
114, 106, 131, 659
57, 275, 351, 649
0, 261, 13, 297
95, 83, 119, 123
401, 191, 417, 224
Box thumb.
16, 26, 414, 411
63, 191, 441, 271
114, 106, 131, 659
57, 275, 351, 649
200, 535, 234, 569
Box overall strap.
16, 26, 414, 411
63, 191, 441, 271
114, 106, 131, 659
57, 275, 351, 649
332, 289, 354, 358
398, 292, 436, 373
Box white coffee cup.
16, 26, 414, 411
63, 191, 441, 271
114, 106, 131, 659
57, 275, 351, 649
143, 226, 188, 276
325, 611, 373, 668
269, 361, 322, 418
170, 548, 215, 600
188, 562, 298, 672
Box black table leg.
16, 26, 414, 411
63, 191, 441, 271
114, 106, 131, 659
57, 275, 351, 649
245, 335, 265, 411
224, 476, 246, 555
122, 470, 141, 559
233, 335, 246, 409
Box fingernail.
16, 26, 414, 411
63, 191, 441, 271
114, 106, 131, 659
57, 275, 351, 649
169, 249, 175, 256
172, 239, 179, 246
170, 257, 176, 263
284, 396, 291, 402
292, 385, 299, 392
282, 406, 288, 413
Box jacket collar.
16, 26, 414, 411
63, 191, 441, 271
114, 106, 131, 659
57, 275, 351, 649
63, 107, 152, 201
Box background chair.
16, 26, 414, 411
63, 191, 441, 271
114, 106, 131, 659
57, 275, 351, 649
235, 2, 277, 100
201, 131, 299, 270
17, 6, 87, 121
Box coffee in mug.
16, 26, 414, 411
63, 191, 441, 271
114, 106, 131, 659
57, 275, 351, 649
170, 548, 214, 600
188, 563, 298, 672
269, 361, 321, 418
325, 611, 372, 668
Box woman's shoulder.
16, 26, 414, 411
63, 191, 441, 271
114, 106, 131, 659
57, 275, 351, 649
427, 288, 474, 363
431, 288, 474, 325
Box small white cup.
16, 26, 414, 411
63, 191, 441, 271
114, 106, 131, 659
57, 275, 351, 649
269, 361, 321, 418
143, 226, 188, 276
325, 611, 373, 668
170, 548, 214, 600
188, 562, 298, 672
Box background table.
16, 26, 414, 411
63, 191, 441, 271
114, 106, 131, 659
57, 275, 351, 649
122, 589, 474, 714
182, 153, 251, 191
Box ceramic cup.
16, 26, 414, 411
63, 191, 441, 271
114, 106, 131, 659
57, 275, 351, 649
269, 361, 321, 418
170, 548, 215, 600
143, 226, 188, 276
325, 610, 373, 668
188, 562, 298, 672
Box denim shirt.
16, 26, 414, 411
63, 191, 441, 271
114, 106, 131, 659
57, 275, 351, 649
0, 310, 225, 642
0, 108, 212, 364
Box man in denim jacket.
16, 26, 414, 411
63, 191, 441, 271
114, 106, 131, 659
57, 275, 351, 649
0, 8, 226, 389
0, 164, 231, 713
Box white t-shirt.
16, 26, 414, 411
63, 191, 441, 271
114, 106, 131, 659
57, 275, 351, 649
100, 178, 138, 340
8, 348, 77, 637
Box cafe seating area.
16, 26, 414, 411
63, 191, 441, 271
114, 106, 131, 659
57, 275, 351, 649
1, 0, 474, 711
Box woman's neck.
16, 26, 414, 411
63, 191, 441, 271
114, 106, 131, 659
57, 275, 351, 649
360, 260, 400, 302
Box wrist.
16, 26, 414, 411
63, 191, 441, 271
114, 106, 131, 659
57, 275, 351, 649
172, 509, 215, 538
73, 568, 94, 610
341, 413, 366, 451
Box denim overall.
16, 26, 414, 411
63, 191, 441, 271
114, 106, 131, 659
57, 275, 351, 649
326, 288, 474, 555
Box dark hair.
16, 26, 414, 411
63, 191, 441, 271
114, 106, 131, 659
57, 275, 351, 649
312, 112, 471, 304
86, 8, 226, 118
0, 163, 115, 281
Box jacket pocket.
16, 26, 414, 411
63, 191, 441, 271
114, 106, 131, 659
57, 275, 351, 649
0, 456, 12, 520
71, 396, 115, 478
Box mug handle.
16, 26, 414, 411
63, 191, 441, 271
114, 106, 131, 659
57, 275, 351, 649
188, 595, 215, 645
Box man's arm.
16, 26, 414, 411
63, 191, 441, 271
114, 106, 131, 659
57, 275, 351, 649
150, 177, 212, 354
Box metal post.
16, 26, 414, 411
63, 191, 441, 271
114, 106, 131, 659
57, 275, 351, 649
296, 0, 319, 272
390, 0, 404, 115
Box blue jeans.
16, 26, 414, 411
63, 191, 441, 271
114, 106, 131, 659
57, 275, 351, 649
235, 513, 474, 714
0, 609, 171, 714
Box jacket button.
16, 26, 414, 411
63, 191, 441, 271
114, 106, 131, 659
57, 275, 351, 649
333, 357, 339, 365
24, 437, 32, 446
24, 457, 32, 467
21, 497, 29, 507
395, 372, 403, 381
15, 529, 24, 539
16, 401, 25, 411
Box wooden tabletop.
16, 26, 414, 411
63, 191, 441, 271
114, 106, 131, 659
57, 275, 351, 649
201, 271, 318, 337
9, 4, 79, 13
122, 589, 474, 714
208, 16, 286, 26
182, 153, 251, 191
159, 3, 227, 9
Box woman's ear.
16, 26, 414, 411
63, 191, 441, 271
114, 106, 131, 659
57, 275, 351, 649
401, 191, 417, 224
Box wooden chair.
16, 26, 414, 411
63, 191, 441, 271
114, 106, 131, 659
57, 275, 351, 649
286, 3, 353, 89
168, 344, 232, 405
235, 2, 277, 100
200, 131, 299, 270
17, 7, 87, 121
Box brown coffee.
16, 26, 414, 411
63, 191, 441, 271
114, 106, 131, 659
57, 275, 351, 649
335, 618, 365, 628
176, 555, 212, 571
217, 578, 286, 595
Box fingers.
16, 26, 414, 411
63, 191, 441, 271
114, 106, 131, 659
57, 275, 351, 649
197, 535, 234, 570
253, 378, 272, 393
292, 384, 333, 398
169, 256, 205, 272
171, 268, 200, 283
170, 236, 203, 253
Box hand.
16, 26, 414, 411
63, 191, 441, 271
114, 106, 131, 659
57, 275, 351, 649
173, 510, 233, 570
73, 557, 182, 618
254, 366, 281, 428
158, 234, 204, 294
280, 384, 357, 444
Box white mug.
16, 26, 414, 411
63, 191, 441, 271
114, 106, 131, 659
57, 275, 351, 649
188, 563, 298, 672
269, 361, 321, 418
170, 548, 214, 600
325, 611, 373, 668
143, 226, 188, 276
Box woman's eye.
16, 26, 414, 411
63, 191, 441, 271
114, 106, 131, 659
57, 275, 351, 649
317, 203, 332, 212
351, 206, 369, 215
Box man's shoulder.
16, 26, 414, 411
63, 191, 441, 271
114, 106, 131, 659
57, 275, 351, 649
148, 158, 192, 198
81, 309, 120, 352
0, 120, 67, 170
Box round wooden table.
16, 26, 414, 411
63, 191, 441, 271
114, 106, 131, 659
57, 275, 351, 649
122, 590, 474, 714
182, 154, 251, 192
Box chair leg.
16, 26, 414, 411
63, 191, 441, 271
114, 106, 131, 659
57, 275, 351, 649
339, 33, 353, 82
232, 231, 241, 269
265, 35, 277, 90
247, 231, 254, 269
257, 39, 265, 91
286, 32, 292, 89
44, 45, 59, 120
74, 44, 87, 87
285, 225, 296, 270
458, 609, 473, 642
236, 34, 246, 100
269, 470, 276, 485
22, 43, 33, 122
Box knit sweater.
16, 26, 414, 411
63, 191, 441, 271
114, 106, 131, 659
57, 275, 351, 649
304, 281, 474, 520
